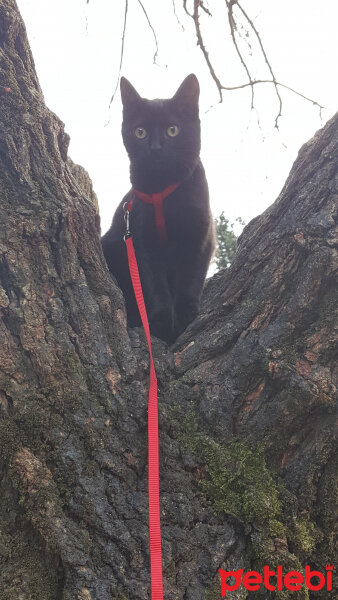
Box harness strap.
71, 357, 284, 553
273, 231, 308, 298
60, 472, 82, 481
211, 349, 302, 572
124, 233, 163, 600
128, 182, 180, 242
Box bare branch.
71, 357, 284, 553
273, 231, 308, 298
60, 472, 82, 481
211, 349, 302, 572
109, 0, 128, 108
171, 0, 185, 30
199, 1, 212, 17
185, 0, 324, 126
192, 0, 223, 102
108, 0, 158, 110
220, 79, 325, 109
236, 2, 283, 127
103, 0, 325, 125
227, 1, 255, 110
136, 0, 159, 64
183, 1, 193, 18
274, 82, 325, 118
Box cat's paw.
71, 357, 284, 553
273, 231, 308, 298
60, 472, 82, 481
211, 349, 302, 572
176, 296, 199, 325
173, 296, 199, 340
149, 304, 175, 343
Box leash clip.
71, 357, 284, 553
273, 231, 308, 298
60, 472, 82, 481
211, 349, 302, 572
123, 201, 131, 240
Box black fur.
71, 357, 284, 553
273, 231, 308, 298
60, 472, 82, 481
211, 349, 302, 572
101, 74, 215, 343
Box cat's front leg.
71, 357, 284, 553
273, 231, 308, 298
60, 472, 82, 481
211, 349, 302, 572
172, 243, 213, 340
137, 251, 175, 342
175, 293, 199, 332
149, 300, 175, 342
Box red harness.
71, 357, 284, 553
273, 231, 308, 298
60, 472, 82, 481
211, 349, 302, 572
126, 182, 180, 243
123, 182, 179, 600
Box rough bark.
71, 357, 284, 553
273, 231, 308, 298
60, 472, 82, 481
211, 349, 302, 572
0, 1, 337, 599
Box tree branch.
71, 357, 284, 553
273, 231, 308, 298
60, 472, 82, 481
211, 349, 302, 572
192, 0, 223, 102
136, 0, 159, 64
99, 0, 325, 124
172, 0, 185, 30
236, 1, 283, 127
227, 0, 255, 110
185, 0, 325, 126
109, 0, 128, 108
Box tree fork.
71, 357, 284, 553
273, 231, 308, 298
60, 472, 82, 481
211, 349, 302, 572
0, 1, 337, 599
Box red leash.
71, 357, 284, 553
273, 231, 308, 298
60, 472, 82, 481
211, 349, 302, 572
123, 183, 180, 599
124, 203, 164, 600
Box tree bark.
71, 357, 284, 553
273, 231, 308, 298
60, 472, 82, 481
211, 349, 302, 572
0, 2, 336, 599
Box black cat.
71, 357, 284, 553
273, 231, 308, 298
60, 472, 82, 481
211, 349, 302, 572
101, 74, 215, 343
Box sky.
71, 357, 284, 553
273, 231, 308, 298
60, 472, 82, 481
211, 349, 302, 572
16, 0, 338, 235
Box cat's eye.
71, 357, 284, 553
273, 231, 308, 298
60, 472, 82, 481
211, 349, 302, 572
134, 127, 147, 139
167, 125, 180, 137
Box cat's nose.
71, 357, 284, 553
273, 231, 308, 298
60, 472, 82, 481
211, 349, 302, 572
150, 138, 162, 152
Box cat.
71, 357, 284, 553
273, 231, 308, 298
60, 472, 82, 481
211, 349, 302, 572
101, 74, 215, 343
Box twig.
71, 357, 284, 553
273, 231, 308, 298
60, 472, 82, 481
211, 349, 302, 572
237, 2, 282, 127
199, 1, 212, 17
183, 0, 193, 18
109, 0, 128, 108
192, 0, 223, 102
136, 0, 159, 64
220, 78, 324, 106
227, 1, 254, 110
171, 0, 185, 30
186, 0, 324, 125
273, 82, 325, 114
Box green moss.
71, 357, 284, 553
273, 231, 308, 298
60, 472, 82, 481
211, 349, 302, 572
0, 530, 62, 599
202, 438, 284, 535
0, 418, 20, 463
170, 406, 322, 599
293, 519, 316, 555
172, 408, 284, 536
275, 591, 309, 600
176, 406, 201, 452
110, 592, 129, 600
15, 399, 61, 452
204, 577, 249, 600
204, 579, 223, 600
248, 538, 310, 600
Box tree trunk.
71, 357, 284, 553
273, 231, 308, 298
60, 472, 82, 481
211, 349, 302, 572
0, 1, 336, 599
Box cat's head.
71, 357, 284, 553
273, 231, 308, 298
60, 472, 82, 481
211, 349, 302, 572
120, 74, 201, 191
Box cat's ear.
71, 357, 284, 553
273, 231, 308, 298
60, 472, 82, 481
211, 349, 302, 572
172, 74, 199, 109
120, 77, 142, 111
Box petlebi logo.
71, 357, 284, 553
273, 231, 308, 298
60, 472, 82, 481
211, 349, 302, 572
219, 564, 334, 596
